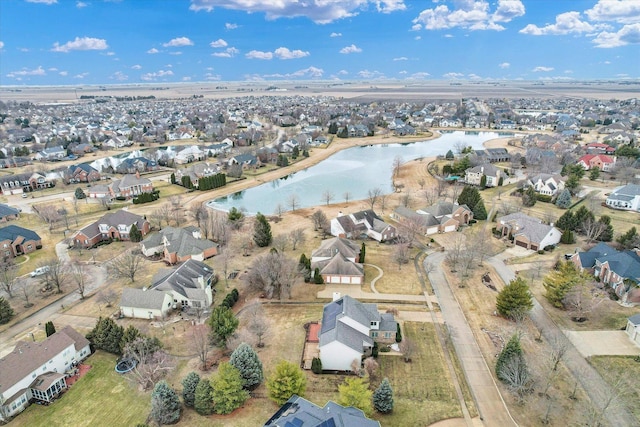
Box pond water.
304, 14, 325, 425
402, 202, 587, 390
208, 131, 513, 215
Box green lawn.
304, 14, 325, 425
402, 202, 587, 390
589, 356, 640, 423
12, 351, 150, 427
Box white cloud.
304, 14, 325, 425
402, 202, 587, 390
147, 48, 160, 54
162, 37, 194, 47
413, 0, 524, 31
593, 23, 640, 48
532, 66, 554, 72
59, 71, 68, 76
0, 41, 4, 50
182, 76, 192, 81
410, 72, 430, 79
519, 11, 600, 35
357, 69, 385, 79
443, 34, 454, 38
131, 64, 142, 70
141, 70, 174, 81
398, 70, 407, 75
499, 62, 510, 69
337, 69, 348, 75
443, 72, 464, 79
340, 44, 362, 54
26, 0, 57, 4
105, 51, 115, 56
393, 56, 408, 61
205, 72, 221, 80
274, 47, 309, 59
212, 47, 239, 57
52, 36, 108, 52
189, 0, 407, 24
19, 47, 29, 52
225, 22, 238, 30
111, 71, 128, 81
262, 66, 324, 79
210, 39, 228, 48
246, 50, 273, 60
169, 51, 183, 55
330, 32, 342, 37
76, 1, 88, 8
468, 73, 482, 80
6, 66, 46, 78
585, 0, 640, 24
48, 67, 58, 71
74, 72, 89, 79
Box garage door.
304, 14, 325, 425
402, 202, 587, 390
515, 240, 529, 249
530, 244, 538, 251
444, 225, 456, 232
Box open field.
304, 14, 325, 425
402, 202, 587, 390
589, 356, 640, 421
11, 351, 150, 427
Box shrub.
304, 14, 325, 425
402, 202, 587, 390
395, 324, 402, 343
379, 346, 391, 353
311, 357, 322, 374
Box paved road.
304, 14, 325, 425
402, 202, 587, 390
427, 251, 517, 427
487, 254, 637, 427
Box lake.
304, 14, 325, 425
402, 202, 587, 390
207, 131, 513, 215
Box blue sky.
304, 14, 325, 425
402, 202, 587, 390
1, 0, 638, 85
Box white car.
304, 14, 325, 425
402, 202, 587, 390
30, 266, 50, 277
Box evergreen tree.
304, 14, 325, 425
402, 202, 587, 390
328, 122, 338, 134
472, 200, 488, 220
129, 223, 143, 243
617, 226, 639, 249
574, 206, 594, 228
565, 174, 580, 195
495, 277, 533, 320
589, 167, 600, 181
194, 378, 214, 415
228, 207, 244, 225
522, 186, 537, 207
479, 175, 487, 188
120, 325, 142, 351
560, 229, 575, 244
313, 268, 324, 284
338, 377, 373, 416
360, 242, 366, 263
45, 321, 56, 337
597, 215, 614, 242
495, 334, 528, 385
457, 186, 481, 209
229, 343, 264, 390
181, 372, 200, 407
445, 149, 454, 160
555, 189, 572, 209
211, 362, 250, 415
207, 306, 239, 347
74, 187, 86, 199
253, 212, 272, 247
543, 261, 582, 308
373, 378, 394, 414
149, 380, 181, 426
266, 360, 307, 405
0, 297, 15, 324
170, 173, 176, 184
557, 210, 576, 231
311, 357, 322, 374
86, 317, 124, 355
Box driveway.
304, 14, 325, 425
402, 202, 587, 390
564, 331, 640, 358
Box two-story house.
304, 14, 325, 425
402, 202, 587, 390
108, 173, 154, 199
72, 210, 150, 248
330, 210, 397, 242
464, 164, 501, 187
577, 154, 616, 172
391, 201, 473, 235
526, 173, 566, 197
140, 226, 218, 264
65, 164, 101, 183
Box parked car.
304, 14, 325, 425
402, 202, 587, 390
22, 193, 28, 198
30, 266, 50, 277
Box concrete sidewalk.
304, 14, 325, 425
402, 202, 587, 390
564, 330, 640, 358
317, 285, 430, 303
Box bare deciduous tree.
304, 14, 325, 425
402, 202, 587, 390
363, 357, 379, 380
310, 210, 328, 232
274, 203, 286, 219
124, 338, 175, 391
288, 194, 300, 212
244, 251, 300, 299
343, 191, 352, 203
34, 205, 61, 231
272, 234, 288, 253
417, 178, 426, 190
189, 201, 209, 231
70, 262, 88, 299
399, 337, 415, 362
97, 289, 118, 309
109, 251, 145, 283
207, 211, 231, 245
392, 155, 404, 178
188, 324, 210, 370
393, 242, 410, 270
321, 189, 335, 206
16, 279, 35, 308
367, 187, 382, 210
150, 203, 171, 230
397, 215, 427, 248
378, 193, 389, 212
244, 301, 270, 348
41, 259, 67, 294
288, 228, 305, 251
0, 260, 18, 298
580, 217, 607, 243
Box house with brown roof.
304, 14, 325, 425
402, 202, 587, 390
391, 201, 472, 235
330, 210, 397, 242
311, 237, 363, 285
72, 210, 150, 249
0, 326, 90, 421
140, 226, 218, 264
108, 173, 154, 199
496, 212, 561, 251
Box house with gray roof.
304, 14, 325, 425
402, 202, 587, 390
311, 237, 363, 285
330, 210, 396, 242
496, 212, 561, 251
391, 201, 472, 235
0, 326, 90, 421
264, 394, 380, 427
72, 209, 150, 248
606, 184, 640, 212
626, 314, 640, 347
526, 173, 566, 196
119, 288, 173, 319
140, 226, 218, 264
465, 163, 502, 187
319, 294, 396, 371
149, 259, 214, 308
0, 204, 20, 222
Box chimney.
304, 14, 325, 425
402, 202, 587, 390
332, 292, 341, 302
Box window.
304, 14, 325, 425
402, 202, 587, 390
371, 331, 378, 338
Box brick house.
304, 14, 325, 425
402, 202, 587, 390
72, 210, 150, 248
0, 225, 42, 258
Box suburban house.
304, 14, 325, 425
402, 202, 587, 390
577, 154, 616, 171
149, 259, 215, 308
585, 142, 616, 155
526, 173, 566, 196
0, 326, 91, 421
0, 204, 20, 222
606, 184, 640, 212
626, 314, 640, 347
175, 162, 222, 189
264, 395, 380, 427
115, 157, 158, 174
119, 288, 173, 319
464, 163, 502, 187
318, 294, 397, 371
311, 238, 363, 285
72, 210, 150, 249
330, 210, 397, 242
228, 153, 260, 169
65, 164, 101, 183
107, 173, 154, 199
34, 146, 66, 161
174, 146, 205, 164
571, 242, 640, 302
391, 201, 473, 235
474, 148, 511, 163
0, 172, 53, 195
140, 226, 218, 264
0, 225, 42, 258
496, 212, 561, 251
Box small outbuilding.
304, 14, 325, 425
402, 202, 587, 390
119, 288, 173, 319
626, 314, 640, 347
